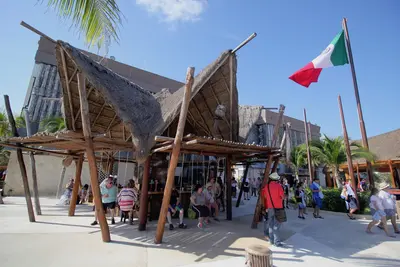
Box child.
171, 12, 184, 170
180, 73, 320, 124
366, 188, 395, 237
77, 184, 89, 204
295, 183, 306, 219
243, 179, 250, 200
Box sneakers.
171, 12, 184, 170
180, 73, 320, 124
169, 224, 174, 230
111, 218, 115, 225
298, 216, 305, 220
90, 221, 98, 226
178, 223, 187, 229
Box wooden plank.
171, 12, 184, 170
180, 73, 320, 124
154, 67, 195, 244
68, 154, 84, 216
77, 72, 110, 242
4, 95, 35, 222
68, 67, 78, 84
105, 114, 117, 133
60, 49, 76, 131
92, 102, 107, 127
138, 157, 151, 231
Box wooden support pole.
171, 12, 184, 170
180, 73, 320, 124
388, 160, 396, 188
138, 157, 151, 231
342, 18, 373, 185
4, 95, 35, 222
338, 95, 359, 207
229, 54, 234, 141
236, 162, 250, 207
356, 163, 361, 189
77, 72, 110, 242
271, 157, 280, 173
24, 108, 41, 215
154, 67, 195, 244
303, 109, 314, 184
226, 154, 233, 220
69, 154, 84, 216
251, 104, 285, 228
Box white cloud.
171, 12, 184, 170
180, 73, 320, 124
136, 0, 207, 22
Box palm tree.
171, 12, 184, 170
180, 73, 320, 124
40, 117, 66, 133
289, 146, 307, 181
45, 0, 123, 48
0, 111, 10, 140
309, 135, 376, 188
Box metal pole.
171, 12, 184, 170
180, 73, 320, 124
342, 18, 373, 185
231, 33, 257, 54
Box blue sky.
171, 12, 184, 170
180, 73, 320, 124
1, 0, 399, 140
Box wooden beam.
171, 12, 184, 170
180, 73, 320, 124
304, 109, 314, 183
105, 114, 117, 133
69, 154, 84, 216
252, 104, 285, 229
138, 157, 151, 231
226, 155, 233, 220
154, 67, 195, 244
77, 72, 110, 242
356, 163, 361, 189
388, 160, 396, 188
4, 95, 35, 222
60, 49, 76, 131
68, 67, 78, 84
192, 100, 213, 136
92, 102, 106, 127
73, 86, 94, 123
208, 83, 231, 131
229, 54, 234, 141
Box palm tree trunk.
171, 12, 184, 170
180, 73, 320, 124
334, 168, 342, 189
56, 166, 67, 199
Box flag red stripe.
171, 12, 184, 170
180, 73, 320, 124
289, 62, 323, 88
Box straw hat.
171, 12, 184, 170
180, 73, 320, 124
269, 172, 280, 181
377, 183, 390, 190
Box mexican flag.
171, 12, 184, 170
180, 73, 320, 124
289, 30, 349, 87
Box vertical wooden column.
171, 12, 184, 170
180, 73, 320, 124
236, 162, 250, 207
24, 109, 41, 215
355, 164, 361, 189
69, 154, 84, 216
251, 105, 285, 228
138, 157, 151, 231
388, 160, 396, 188
303, 109, 314, 184
271, 157, 280, 173
4, 95, 35, 222
77, 73, 110, 242
338, 95, 359, 206
154, 67, 194, 244
226, 155, 233, 221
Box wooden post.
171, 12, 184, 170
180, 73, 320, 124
226, 155, 233, 220
342, 18, 373, 185
356, 164, 361, 190
24, 108, 41, 215
77, 73, 110, 242
4, 95, 35, 222
236, 162, 250, 207
338, 95, 359, 207
251, 105, 285, 228
69, 154, 84, 216
388, 160, 396, 188
229, 54, 234, 142
303, 109, 314, 184
138, 157, 151, 231
154, 67, 195, 244
271, 157, 280, 173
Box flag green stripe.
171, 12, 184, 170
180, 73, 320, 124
330, 30, 349, 66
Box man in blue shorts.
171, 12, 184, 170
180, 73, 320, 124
310, 178, 324, 219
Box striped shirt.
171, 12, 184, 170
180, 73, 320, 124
117, 188, 138, 212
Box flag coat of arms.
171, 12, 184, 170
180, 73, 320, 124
289, 30, 349, 87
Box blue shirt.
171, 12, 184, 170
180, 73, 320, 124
310, 183, 320, 199
101, 185, 117, 204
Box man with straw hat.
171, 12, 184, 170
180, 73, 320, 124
377, 183, 400, 234
261, 172, 285, 247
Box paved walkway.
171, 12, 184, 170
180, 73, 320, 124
1, 196, 399, 267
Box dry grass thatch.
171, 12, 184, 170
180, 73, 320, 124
55, 41, 239, 163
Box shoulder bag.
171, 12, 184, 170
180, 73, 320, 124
267, 183, 287, 223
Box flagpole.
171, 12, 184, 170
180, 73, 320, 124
342, 18, 373, 185
338, 95, 359, 208
303, 109, 314, 184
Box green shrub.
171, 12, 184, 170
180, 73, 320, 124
303, 187, 371, 214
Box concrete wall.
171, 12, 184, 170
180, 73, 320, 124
4, 153, 148, 196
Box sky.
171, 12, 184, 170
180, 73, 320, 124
1, 0, 399, 140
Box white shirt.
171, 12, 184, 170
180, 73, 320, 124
378, 190, 396, 210
345, 184, 355, 197
370, 195, 384, 210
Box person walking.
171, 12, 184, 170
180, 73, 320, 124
231, 178, 238, 198
366, 187, 395, 237
243, 178, 250, 200
310, 178, 324, 219
261, 172, 285, 247
378, 184, 400, 234
341, 181, 358, 220
295, 182, 306, 219
91, 176, 118, 226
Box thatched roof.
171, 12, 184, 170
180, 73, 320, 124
356, 128, 400, 161
56, 41, 238, 163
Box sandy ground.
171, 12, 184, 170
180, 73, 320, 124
0, 196, 399, 267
